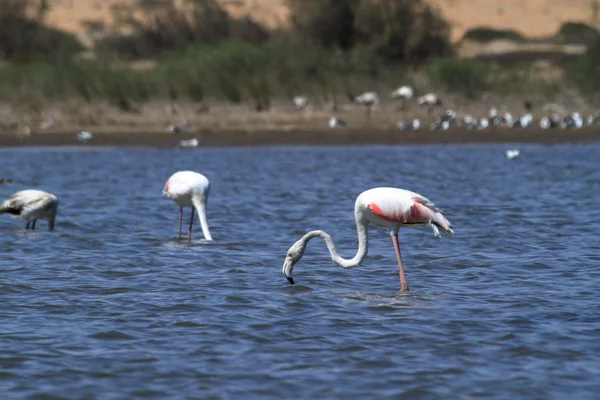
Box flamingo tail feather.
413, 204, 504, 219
431, 212, 454, 237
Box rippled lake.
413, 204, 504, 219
1, 144, 599, 399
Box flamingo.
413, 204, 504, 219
282, 187, 453, 291
0, 190, 58, 231
417, 93, 442, 114
163, 171, 212, 241
355, 92, 380, 120
390, 85, 414, 100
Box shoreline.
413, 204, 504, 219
1, 127, 599, 148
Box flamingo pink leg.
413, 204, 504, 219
392, 233, 409, 292
178, 207, 183, 240
188, 207, 195, 240
25, 221, 30, 230
31, 220, 36, 230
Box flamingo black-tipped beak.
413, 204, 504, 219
286, 276, 295, 285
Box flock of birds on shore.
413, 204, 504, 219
1, 170, 456, 291
292, 85, 600, 133
4, 83, 595, 151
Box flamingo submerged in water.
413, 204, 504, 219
0, 190, 58, 231
282, 187, 453, 291
163, 171, 212, 241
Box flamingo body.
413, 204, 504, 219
358, 188, 452, 235
282, 187, 453, 290
0, 189, 58, 230
163, 171, 212, 240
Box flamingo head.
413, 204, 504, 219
282, 239, 307, 285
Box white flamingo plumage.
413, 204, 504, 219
390, 85, 414, 100
282, 187, 453, 291
0, 189, 58, 231
163, 171, 212, 241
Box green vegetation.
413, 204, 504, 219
566, 37, 600, 97
0, 42, 405, 111
461, 27, 526, 43
553, 22, 600, 44
427, 59, 490, 98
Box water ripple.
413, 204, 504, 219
0, 144, 599, 399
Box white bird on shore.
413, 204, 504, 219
502, 112, 514, 128
462, 115, 477, 129
179, 138, 199, 148
355, 92, 380, 107
478, 118, 489, 129
281, 187, 453, 291
540, 116, 552, 129
77, 131, 93, 142
163, 171, 212, 241
541, 114, 562, 129
396, 119, 420, 131
390, 86, 414, 100
0, 190, 58, 231
293, 95, 308, 110
410, 119, 421, 131
572, 112, 583, 129
519, 113, 533, 128
167, 124, 183, 134
505, 149, 520, 160
417, 93, 442, 107
329, 117, 346, 128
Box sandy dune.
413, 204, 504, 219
45, 0, 595, 45
428, 0, 594, 41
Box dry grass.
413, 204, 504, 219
457, 40, 587, 59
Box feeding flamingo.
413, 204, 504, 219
0, 190, 58, 231
282, 187, 453, 291
163, 171, 212, 241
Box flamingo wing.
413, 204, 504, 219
20, 194, 55, 216
362, 188, 453, 237
1, 190, 56, 217
411, 195, 453, 236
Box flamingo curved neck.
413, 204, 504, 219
192, 197, 212, 241
302, 220, 368, 269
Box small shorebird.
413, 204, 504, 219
0, 190, 58, 231
163, 171, 213, 241
328, 117, 346, 128
293, 95, 308, 110
168, 119, 189, 134
395, 119, 420, 131
282, 187, 453, 291
505, 149, 521, 159
179, 138, 199, 148
77, 131, 93, 143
